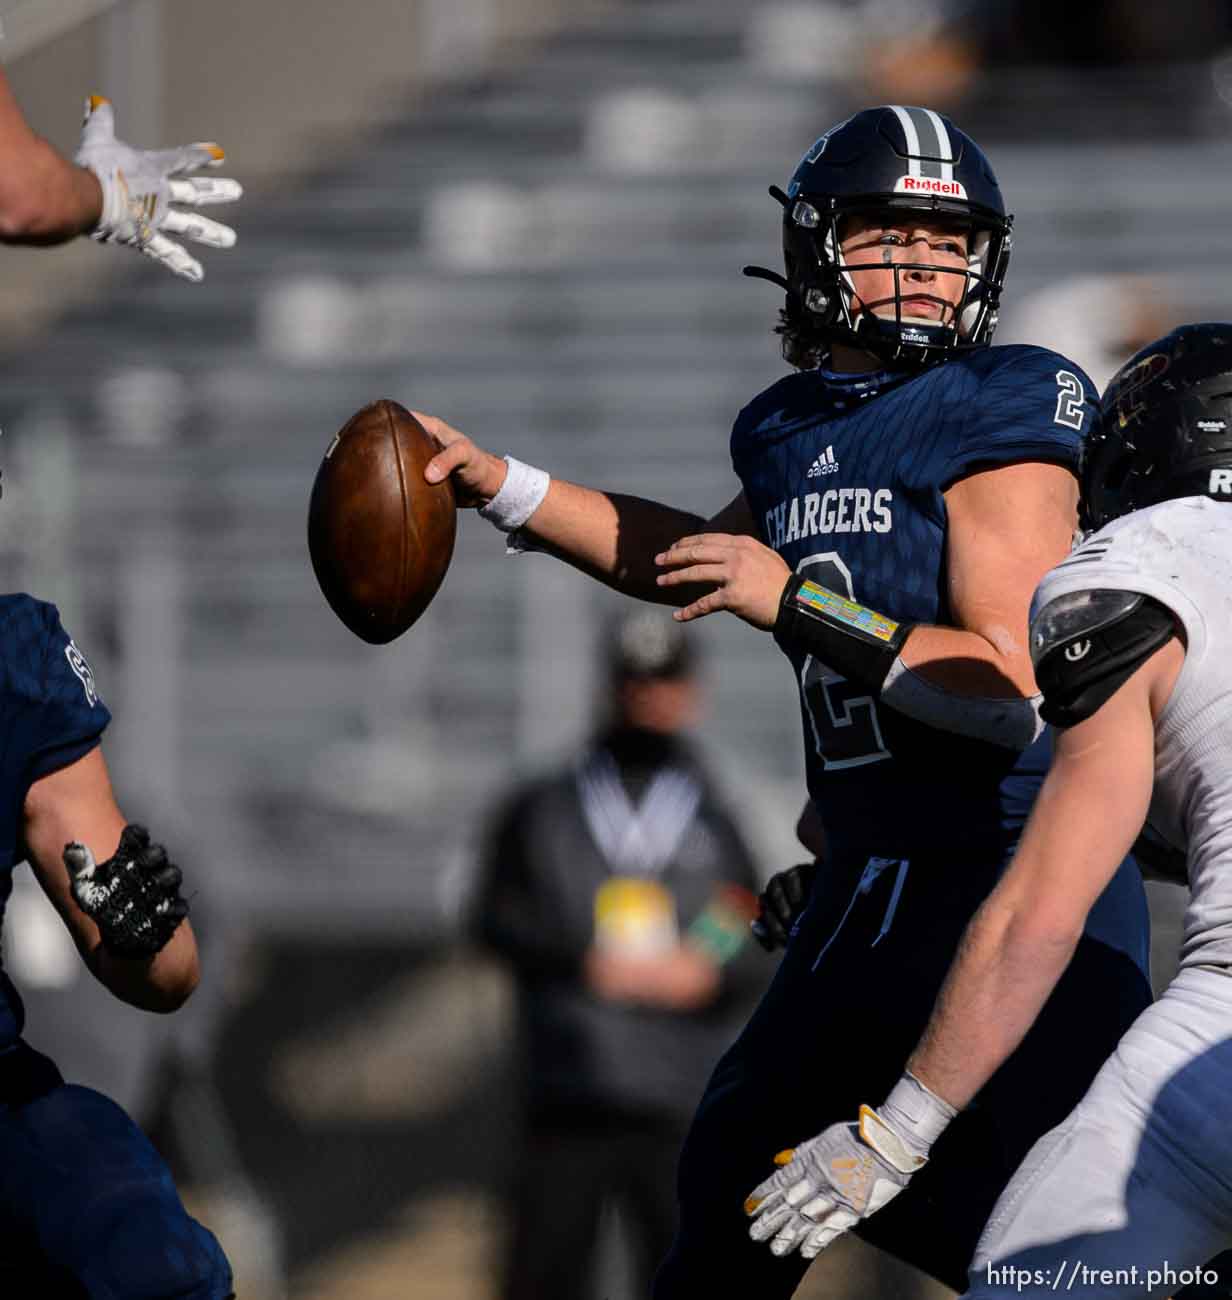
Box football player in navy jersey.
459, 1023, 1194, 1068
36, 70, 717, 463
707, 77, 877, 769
740, 329, 1232, 1296
420, 106, 1153, 1296
0, 598, 232, 1296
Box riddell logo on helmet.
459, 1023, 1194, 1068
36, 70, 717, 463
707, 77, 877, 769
894, 175, 968, 199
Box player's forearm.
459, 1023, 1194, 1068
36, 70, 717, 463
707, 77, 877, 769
88, 919, 200, 1012
907, 900, 1079, 1110
523, 479, 707, 603
900, 622, 1037, 699
0, 65, 101, 241
908, 720, 1144, 1108
773, 577, 1044, 748
422, 415, 731, 601
0, 138, 101, 243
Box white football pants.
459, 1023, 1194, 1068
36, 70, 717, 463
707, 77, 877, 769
965, 964, 1232, 1299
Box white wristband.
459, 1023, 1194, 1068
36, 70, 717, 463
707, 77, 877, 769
478, 456, 550, 533
883, 1071, 958, 1148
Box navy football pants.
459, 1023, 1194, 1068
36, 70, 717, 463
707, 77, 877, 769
0, 1039, 233, 1299
653, 845, 1153, 1298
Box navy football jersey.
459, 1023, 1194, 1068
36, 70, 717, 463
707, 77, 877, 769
0, 596, 110, 1046
733, 344, 1092, 860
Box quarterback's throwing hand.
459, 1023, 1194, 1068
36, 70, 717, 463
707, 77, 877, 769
418, 413, 510, 508
655, 533, 790, 628
75, 96, 241, 282
65, 824, 189, 958
744, 1076, 955, 1259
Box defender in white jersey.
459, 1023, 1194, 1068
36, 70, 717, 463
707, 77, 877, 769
738, 325, 1232, 1298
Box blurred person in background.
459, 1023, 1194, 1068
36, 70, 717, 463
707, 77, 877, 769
472, 608, 765, 1300
856, 0, 1232, 86
0, 77, 240, 281
420, 104, 1153, 1299
848, 0, 1232, 120
855, 0, 987, 111
0, 599, 232, 1296
1000, 274, 1181, 394
977, 0, 1232, 68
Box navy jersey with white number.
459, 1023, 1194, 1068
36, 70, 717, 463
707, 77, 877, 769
733, 345, 1089, 860
0, 596, 110, 1047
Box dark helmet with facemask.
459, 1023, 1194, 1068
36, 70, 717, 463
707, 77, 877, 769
746, 105, 1013, 368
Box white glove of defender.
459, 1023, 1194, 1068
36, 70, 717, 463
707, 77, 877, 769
74, 95, 242, 282
744, 1073, 956, 1260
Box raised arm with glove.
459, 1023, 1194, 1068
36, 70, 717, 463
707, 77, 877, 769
75, 95, 241, 281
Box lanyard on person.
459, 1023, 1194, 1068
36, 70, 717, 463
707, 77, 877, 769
575, 750, 703, 877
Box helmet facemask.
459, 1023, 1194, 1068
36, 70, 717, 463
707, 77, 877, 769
784, 197, 1012, 368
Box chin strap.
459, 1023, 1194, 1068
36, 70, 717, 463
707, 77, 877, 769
743, 186, 794, 294
743, 264, 791, 291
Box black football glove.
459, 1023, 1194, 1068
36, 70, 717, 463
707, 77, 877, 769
751, 861, 819, 952
64, 824, 189, 958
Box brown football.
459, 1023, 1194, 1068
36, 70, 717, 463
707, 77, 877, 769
308, 400, 456, 644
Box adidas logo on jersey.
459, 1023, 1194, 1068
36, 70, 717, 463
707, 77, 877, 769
807, 447, 839, 478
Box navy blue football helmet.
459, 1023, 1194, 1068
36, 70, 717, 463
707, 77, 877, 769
1082, 323, 1232, 531
746, 105, 1013, 367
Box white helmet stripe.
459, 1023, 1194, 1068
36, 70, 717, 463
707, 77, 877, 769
920, 107, 955, 180
888, 105, 922, 176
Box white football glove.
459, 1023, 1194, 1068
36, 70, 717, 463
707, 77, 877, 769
744, 1073, 956, 1260
74, 95, 242, 282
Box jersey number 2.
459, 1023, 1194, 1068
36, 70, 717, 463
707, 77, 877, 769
798, 552, 890, 769
1054, 370, 1086, 431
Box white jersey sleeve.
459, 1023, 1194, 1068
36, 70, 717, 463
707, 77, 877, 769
1033, 495, 1232, 969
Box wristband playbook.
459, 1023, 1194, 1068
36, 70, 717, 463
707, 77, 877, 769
773, 572, 914, 691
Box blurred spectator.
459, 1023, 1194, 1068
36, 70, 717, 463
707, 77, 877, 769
858, 0, 985, 110
981, 0, 1232, 66
848, 0, 1232, 112
859, 0, 1232, 72
746, 2, 984, 108
472, 609, 766, 1300
1000, 274, 1180, 392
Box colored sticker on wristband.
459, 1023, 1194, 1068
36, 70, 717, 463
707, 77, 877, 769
794, 580, 900, 642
